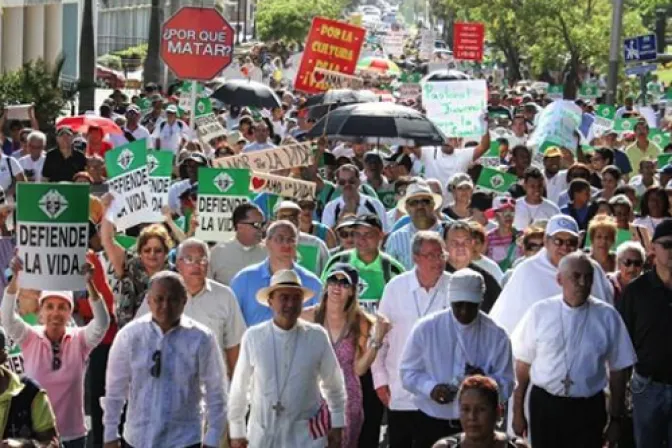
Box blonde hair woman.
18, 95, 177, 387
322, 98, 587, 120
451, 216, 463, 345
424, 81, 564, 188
588, 214, 618, 273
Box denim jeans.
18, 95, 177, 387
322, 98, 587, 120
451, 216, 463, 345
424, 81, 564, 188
631, 371, 672, 447
62, 437, 86, 448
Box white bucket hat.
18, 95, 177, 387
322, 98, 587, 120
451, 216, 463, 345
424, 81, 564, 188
397, 182, 443, 212
256, 270, 314, 305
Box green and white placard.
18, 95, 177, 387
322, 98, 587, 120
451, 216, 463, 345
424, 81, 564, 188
648, 129, 671, 149
613, 118, 639, 134
593, 105, 616, 131
547, 85, 563, 100
17, 183, 90, 290
105, 140, 151, 231
196, 168, 250, 243
476, 166, 517, 193
194, 97, 227, 143
147, 151, 174, 223
659, 153, 672, 168
578, 85, 600, 99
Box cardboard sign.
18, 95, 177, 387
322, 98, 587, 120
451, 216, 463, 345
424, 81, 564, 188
422, 80, 487, 138
294, 17, 366, 94
250, 171, 316, 200
214, 142, 314, 172
383, 31, 405, 57
16, 183, 90, 290
419, 30, 435, 60
146, 151, 174, 222
105, 140, 152, 231
399, 83, 421, 99
196, 168, 250, 242
528, 100, 582, 159
453, 22, 485, 61
5, 104, 32, 121
312, 67, 364, 89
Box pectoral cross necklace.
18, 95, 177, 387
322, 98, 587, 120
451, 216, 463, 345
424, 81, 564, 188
270, 323, 300, 416
558, 300, 590, 396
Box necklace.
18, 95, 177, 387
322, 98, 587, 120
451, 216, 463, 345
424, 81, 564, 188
270, 323, 300, 415
558, 300, 591, 396
413, 275, 443, 318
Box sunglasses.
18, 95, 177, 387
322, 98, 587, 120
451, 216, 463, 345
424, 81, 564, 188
338, 230, 355, 239
621, 259, 643, 268
407, 198, 432, 207
150, 350, 161, 378
525, 243, 543, 251
552, 237, 579, 248
327, 277, 352, 287
656, 240, 672, 250
240, 221, 266, 230
52, 341, 62, 371
337, 178, 358, 186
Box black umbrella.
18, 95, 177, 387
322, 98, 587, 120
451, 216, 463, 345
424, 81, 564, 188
210, 79, 282, 109
307, 102, 446, 146
307, 90, 381, 121
304, 89, 379, 108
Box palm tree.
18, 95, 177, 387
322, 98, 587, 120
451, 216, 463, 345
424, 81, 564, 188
143, 0, 163, 84
78, 0, 96, 113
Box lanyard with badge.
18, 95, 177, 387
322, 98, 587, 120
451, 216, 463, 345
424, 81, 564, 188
412, 276, 444, 318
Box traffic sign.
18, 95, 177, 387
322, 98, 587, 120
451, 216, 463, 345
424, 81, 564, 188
160, 6, 235, 81
625, 63, 658, 76
624, 34, 657, 63
453, 22, 485, 62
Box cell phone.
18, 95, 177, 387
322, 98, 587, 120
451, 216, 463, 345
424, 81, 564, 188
24, 169, 35, 179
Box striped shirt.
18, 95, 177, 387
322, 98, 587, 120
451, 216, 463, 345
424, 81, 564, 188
384, 220, 446, 270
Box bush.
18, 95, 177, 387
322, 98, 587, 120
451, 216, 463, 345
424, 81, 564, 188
97, 53, 123, 71
113, 43, 148, 71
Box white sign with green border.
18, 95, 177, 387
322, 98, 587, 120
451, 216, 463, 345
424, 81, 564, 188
17, 183, 90, 290
194, 98, 227, 143
146, 151, 174, 223
196, 168, 250, 243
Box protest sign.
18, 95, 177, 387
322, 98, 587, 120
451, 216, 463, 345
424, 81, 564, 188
547, 85, 563, 100
250, 171, 316, 200
578, 85, 600, 99
453, 22, 485, 61
528, 100, 582, 161
613, 118, 639, 134
480, 141, 502, 167
649, 129, 671, 149
659, 153, 672, 168
312, 67, 364, 89
294, 17, 366, 94
5, 104, 32, 121
16, 183, 90, 290
593, 105, 616, 131
422, 80, 487, 138
196, 168, 250, 242
399, 83, 421, 100
419, 30, 435, 59
105, 140, 152, 231
476, 167, 517, 193
214, 142, 314, 172
146, 151, 174, 222
194, 97, 227, 143
383, 31, 404, 57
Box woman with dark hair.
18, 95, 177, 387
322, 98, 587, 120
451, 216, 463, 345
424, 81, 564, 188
557, 163, 598, 208
588, 148, 614, 189
432, 375, 527, 448
560, 178, 599, 231
302, 264, 390, 448
238, 116, 255, 141
634, 186, 672, 234
595, 165, 621, 201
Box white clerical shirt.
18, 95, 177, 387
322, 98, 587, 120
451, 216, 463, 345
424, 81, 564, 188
399, 310, 515, 420
371, 269, 452, 411
512, 295, 636, 398
228, 319, 346, 448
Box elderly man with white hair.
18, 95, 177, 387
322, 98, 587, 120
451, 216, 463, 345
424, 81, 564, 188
399, 268, 514, 447
136, 237, 246, 379
18, 130, 46, 182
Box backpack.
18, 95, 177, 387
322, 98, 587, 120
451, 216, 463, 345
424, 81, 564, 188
3, 376, 40, 440
333, 199, 377, 224
160, 120, 184, 132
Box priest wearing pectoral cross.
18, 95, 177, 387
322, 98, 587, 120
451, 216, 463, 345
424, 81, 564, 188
228, 269, 347, 448
511, 252, 637, 448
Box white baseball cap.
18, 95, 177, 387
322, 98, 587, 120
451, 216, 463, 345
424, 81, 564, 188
448, 269, 485, 304
39, 291, 74, 309
545, 215, 580, 238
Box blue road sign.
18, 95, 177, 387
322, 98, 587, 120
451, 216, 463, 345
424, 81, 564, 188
624, 34, 658, 63
625, 63, 658, 76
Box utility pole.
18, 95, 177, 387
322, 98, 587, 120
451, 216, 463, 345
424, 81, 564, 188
606, 0, 624, 105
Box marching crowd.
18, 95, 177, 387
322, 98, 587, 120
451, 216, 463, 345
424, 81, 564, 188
0, 39, 671, 448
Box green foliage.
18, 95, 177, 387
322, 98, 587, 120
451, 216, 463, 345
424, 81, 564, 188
0, 58, 74, 129
113, 43, 148, 70
97, 53, 123, 70
256, 0, 346, 43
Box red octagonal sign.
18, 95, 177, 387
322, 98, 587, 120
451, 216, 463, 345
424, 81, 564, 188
161, 6, 235, 81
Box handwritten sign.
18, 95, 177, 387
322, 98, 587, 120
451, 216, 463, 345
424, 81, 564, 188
194, 97, 226, 143
196, 168, 250, 243
383, 31, 404, 57
399, 83, 421, 100
214, 142, 314, 172
294, 17, 366, 94
422, 80, 487, 138
528, 100, 582, 162
312, 68, 364, 89
250, 171, 316, 200
419, 30, 435, 60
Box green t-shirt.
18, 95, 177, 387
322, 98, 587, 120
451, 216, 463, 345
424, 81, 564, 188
322, 249, 405, 313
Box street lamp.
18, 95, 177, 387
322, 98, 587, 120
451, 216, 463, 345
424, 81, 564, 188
242, 0, 248, 43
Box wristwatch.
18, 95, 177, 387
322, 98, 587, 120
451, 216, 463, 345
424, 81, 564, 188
369, 339, 383, 350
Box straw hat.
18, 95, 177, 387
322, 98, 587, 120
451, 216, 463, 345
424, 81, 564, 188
397, 182, 443, 212
256, 270, 314, 305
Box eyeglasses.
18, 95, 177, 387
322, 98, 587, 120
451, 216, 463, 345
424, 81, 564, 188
52, 341, 62, 371
337, 178, 358, 186
180, 256, 208, 266
271, 236, 297, 245
552, 237, 579, 248
327, 277, 352, 287
655, 240, 672, 250
150, 350, 161, 378
240, 221, 266, 230
525, 243, 543, 252
417, 252, 446, 261
621, 259, 643, 268
338, 230, 355, 239
407, 198, 433, 207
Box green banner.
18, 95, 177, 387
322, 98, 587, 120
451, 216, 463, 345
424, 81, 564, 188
595, 105, 616, 121
196, 168, 250, 242
547, 85, 563, 99
476, 166, 517, 193
195, 97, 213, 118
114, 234, 138, 250
137, 97, 151, 113
296, 244, 319, 275
658, 153, 672, 168
578, 85, 600, 99
104, 140, 148, 178
613, 118, 639, 134
16, 183, 90, 291
649, 129, 671, 149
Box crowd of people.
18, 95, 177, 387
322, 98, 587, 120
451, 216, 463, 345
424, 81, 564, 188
0, 22, 671, 448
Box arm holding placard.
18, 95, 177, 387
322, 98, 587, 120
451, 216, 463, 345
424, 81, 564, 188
100, 193, 127, 279
1, 257, 35, 345
472, 115, 491, 162
161, 205, 187, 244
81, 262, 110, 349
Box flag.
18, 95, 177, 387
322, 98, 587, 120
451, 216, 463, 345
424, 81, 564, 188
476, 166, 517, 193
308, 400, 331, 440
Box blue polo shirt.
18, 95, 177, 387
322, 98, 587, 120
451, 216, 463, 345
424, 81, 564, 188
230, 258, 323, 326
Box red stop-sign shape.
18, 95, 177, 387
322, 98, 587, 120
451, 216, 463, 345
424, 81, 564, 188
160, 6, 235, 81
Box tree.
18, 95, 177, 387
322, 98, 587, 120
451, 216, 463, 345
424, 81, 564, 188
78, 0, 95, 113
143, 0, 163, 84
256, 0, 345, 43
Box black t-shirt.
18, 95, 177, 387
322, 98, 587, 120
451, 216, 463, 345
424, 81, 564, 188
42, 147, 87, 182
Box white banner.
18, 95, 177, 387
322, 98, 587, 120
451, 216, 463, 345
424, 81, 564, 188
422, 80, 487, 139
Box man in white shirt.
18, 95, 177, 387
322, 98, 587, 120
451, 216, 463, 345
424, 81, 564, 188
228, 270, 346, 448
507, 114, 528, 149
243, 120, 276, 153
491, 215, 614, 335
136, 238, 246, 379
19, 130, 46, 182
400, 269, 514, 447
513, 167, 561, 231
103, 271, 227, 448
153, 104, 189, 154
372, 231, 452, 447
109, 105, 153, 149
542, 146, 567, 205
321, 164, 387, 231
512, 252, 635, 447
209, 203, 267, 285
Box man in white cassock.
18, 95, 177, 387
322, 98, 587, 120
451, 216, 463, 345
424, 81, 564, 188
490, 214, 614, 335
511, 252, 636, 448
228, 270, 346, 448
399, 269, 515, 448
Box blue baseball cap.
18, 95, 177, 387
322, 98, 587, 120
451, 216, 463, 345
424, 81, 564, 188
545, 215, 580, 238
